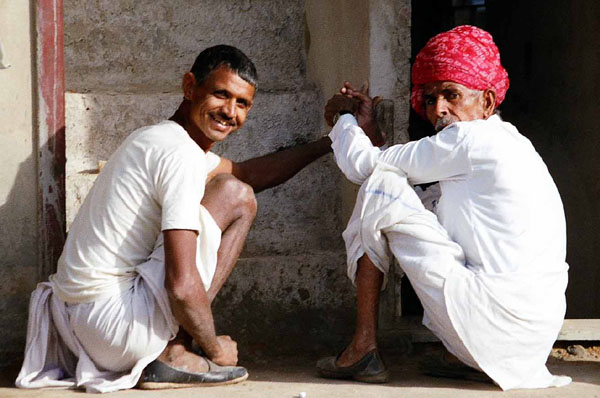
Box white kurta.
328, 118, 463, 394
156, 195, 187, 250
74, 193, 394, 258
330, 114, 571, 390
16, 121, 223, 393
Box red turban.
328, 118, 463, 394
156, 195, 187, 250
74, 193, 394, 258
411, 25, 509, 119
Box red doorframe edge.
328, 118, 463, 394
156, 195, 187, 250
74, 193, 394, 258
37, 0, 65, 280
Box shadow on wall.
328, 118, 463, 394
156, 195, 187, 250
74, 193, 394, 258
0, 150, 41, 367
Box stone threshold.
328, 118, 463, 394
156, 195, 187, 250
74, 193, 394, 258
380, 317, 600, 342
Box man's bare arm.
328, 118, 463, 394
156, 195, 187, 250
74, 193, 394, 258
163, 229, 238, 365
208, 137, 332, 193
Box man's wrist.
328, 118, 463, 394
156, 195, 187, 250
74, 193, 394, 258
332, 110, 354, 125
202, 337, 223, 359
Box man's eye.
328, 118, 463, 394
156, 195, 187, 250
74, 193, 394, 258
237, 102, 247, 109
448, 92, 459, 100
424, 97, 435, 106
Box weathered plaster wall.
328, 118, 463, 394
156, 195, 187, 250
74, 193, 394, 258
368, 0, 411, 146
305, 0, 371, 103
486, 0, 600, 318
63, 0, 412, 352
0, 0, 39, 364
64, 0, 307, 93
64, 0, 357, 351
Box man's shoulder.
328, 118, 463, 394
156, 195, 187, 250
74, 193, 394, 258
130, 120, 185, 143
449, 115, 521, 145
128, 120, 200, 156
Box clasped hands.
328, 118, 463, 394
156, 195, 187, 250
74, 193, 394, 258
324, 81, 386, 147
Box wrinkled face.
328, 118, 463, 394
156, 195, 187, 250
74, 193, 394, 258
185, 66, 255, 146
423, 81, 486, 132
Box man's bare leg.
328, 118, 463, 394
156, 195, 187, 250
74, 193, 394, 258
337, 254, 384, 366
157, 174, 257, 372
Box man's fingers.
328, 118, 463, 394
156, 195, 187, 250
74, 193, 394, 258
342, 81, 359, 93
344, 88, 371, 103
359, 80, 369, 95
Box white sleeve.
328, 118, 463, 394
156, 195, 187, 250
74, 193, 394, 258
329, 116, 471, 185
378, 124, 471, 184
328, 114, 382, 185
156, 146, 207, 232
205, 151, 222, 173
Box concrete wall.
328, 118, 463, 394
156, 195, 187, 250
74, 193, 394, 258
486, 0, 600, 318
64, 0, 352, 354
0, 0, 39, 364
64, 0, 307, 93
63, 0, 412, 354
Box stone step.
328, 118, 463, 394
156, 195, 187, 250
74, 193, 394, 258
211, 250, 356, 347
380, 317, 600, 343
65, 89, 345, 255
64, 0, 307, 92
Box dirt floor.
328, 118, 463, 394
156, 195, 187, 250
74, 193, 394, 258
0, 343, 598, 398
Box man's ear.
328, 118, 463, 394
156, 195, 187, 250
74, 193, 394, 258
182, 72, 197, 101
482, 89, 497, 118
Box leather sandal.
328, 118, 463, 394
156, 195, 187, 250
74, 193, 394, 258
138, 358, 248, 389
316, 349, 389, 383
422, 353, 493, 384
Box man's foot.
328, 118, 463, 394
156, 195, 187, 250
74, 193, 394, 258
336, 341, 377, 367
316, 349, 389, 383
156, 341, 210, 373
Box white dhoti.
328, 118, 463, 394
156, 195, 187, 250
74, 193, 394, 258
16, 207, 221, 393
343, 162, 571, 390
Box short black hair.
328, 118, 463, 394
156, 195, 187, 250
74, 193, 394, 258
190, 45, 258, 88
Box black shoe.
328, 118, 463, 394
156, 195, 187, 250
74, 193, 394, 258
316, 349, 389, 383
138, 358, 248, 389
422, 353, 493, 384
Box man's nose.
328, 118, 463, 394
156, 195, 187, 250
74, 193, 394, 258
435, 98, 449, 116
222, 99, 236, 118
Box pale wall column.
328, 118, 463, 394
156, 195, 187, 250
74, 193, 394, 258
0, 0, 39, 364
305, 0, 411, 325
305, 0, 411, 219
305, 0, 372, 223
368, 0, 411, 145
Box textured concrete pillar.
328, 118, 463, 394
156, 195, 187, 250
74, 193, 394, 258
0, 0, 39, 365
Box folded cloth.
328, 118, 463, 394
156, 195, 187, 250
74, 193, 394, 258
343, 162, 571, 390
16, 271, 175, 393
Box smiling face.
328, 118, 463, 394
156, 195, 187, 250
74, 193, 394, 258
423, 81, 495, 132
183, 66, 255, 149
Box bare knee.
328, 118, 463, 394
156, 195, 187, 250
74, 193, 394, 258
206, 174, 257, 220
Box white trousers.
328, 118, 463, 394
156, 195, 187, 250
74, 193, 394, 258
15, 259, 178, 393
342, 163, 571, 390
16, 209, 221, 393
343, 164, 478, 369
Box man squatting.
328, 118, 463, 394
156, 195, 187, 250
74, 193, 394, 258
316, 25, 570, 390
16, 45, 333, 392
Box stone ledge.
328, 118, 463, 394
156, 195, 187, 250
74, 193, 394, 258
558, 319, 600, 341
381, 317, 600, 343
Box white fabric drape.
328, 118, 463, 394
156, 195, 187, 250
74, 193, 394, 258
330, 114, 571, 390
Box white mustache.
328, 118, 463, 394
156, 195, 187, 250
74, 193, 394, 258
435, 115, 458, 132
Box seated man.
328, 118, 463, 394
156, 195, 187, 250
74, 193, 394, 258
16, 45, 332, 393
317, 26, 571, 390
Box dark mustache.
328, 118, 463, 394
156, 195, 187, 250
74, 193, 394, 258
212, 112, 235, 125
